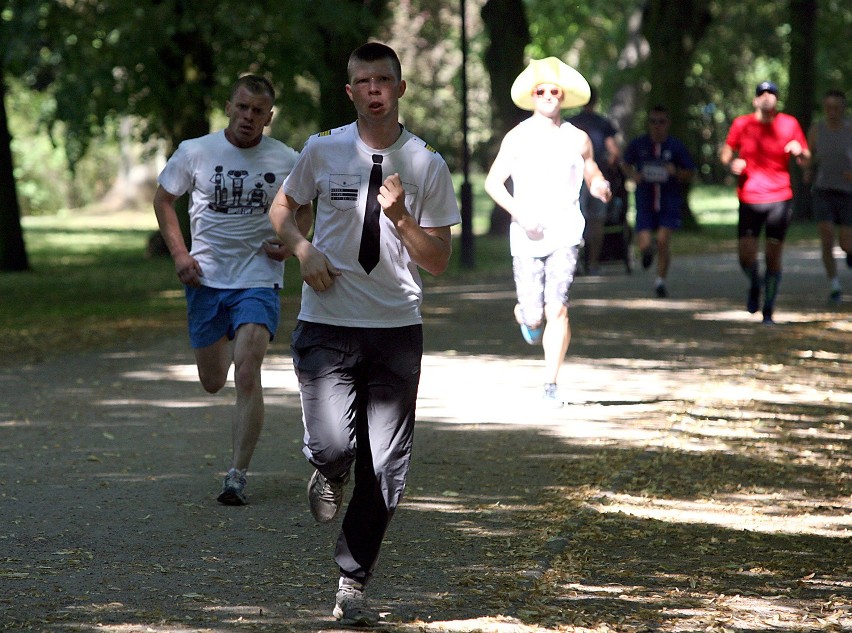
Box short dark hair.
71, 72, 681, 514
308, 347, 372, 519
825, 89, 846, 102
230, 74, 275, 102
650, 104, 668, 116
348, 42, 402, 83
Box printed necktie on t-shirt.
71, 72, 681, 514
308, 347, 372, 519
358, 154, 383, 274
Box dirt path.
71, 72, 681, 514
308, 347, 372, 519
1, 246, 850, 632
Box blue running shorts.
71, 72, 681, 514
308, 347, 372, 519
185, 286, 280, 349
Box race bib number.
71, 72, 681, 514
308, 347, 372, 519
641, 162, 669, 184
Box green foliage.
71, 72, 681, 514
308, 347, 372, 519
517, 0, 850, 184
379, 0, 492, 170
524, 0, 639, 87
6, 79, 121, 214
0, 183, 815, 359
2, 0, 850, 220
813, 0, 851, 94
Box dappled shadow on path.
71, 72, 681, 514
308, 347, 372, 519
0, 247, 849, 632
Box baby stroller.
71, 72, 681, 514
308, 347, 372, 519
598, 180, 633, 273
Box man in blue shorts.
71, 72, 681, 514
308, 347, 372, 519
153, 74, 311, 505
623, 105, 695, 297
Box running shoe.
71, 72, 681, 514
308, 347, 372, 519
217, 468, 248, 506
747, 285, 760, 314
520, 323, 543, 345
514, 304, 542, 345
829, 289, 841, 304
333, 579, 380, 627
655, 282, 668, 298
543, 383, 564, 409
307, 469, 348, 523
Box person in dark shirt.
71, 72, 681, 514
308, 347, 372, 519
569, 87, 622, 274
623, 105, 695, 298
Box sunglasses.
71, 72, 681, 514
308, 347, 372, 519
649, 118, 668, 124
534, 88, 562, 97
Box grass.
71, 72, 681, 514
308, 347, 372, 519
2, 183, 820, 361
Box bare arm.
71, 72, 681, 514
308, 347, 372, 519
269, 189, 339, 292
804, 123, 819, 183
152, 185, 202, 287
604, 135, 621, 165
483, 146, 521, 219
784, 139, 811, 167
484, 146, 547, 241
379, 173, 452, 276
675, 166, 695, 183
261, 203, 314, 261
719, 143, 746, 176
580, 133, 612, 202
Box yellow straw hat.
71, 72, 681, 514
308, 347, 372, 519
511, 57, 591, 111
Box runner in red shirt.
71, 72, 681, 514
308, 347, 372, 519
720, 81, 810, 323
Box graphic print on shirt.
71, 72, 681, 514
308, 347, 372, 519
329, 174, 362, 212
325, 173, 419, 216
208, 166, 278, 215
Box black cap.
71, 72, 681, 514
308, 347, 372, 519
755, 81, 779, 97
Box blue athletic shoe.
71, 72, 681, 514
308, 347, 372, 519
520, 323, 543, 345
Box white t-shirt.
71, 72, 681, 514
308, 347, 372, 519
283, 122, 461, 327
498, 118, 587, 258
158, 130, 300, 289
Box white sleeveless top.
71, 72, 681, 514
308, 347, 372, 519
500, 118, 587, 258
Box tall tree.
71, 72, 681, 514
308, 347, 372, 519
0, 0, 44, 272
641, 0, 713, 229
302, 0, 390, 132
1, 0, 389, 256
641, 0, 713, 138
481, 0, 529, 235
0, 73, 27, 271
787, 0, 818, 219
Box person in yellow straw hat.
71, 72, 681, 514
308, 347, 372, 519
485, 56, 611, 408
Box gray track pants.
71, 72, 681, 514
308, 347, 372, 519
291, 320, 423, 583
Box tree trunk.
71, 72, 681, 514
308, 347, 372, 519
154, 20, 216, 251
0, 73, 29, 272
788, 0, 817, 220
316, 34, 359, 132
315, 1, 388, 132
481, 0, 529, 235
641, 0, 713, 231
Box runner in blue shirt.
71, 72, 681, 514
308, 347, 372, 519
623, 105, 696, 297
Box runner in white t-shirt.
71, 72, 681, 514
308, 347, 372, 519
269, 43, 460, 627
154, 75, 311, 506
